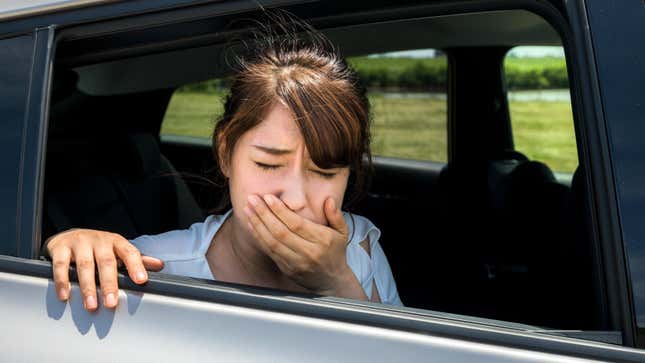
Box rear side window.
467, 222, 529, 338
348, 49, 447, 162
504, 46, 577, 174
162, 80, 227, 139
161, 48, 448, 163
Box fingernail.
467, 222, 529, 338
330, 198, 336, 210
248, 195, 259, 206
244, 206, 252, 216
136, 271, 147, 282
263, 194, 274, 206
59, 287, 68, 300
85, 295, 97, 310
105, 293, 117, 307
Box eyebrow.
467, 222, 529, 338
252, 145, 293, 155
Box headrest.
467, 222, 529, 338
488, 158, 524, 211
509, 161, 556, 186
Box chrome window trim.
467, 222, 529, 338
0, 0, 119, 22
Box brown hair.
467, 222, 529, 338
212, 17, 371, 211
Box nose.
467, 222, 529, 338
278, 173, 307, 213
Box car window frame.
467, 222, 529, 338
0, 31, 38, 257
0, 0, 636, 352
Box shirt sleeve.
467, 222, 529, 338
129, 215, 219, 261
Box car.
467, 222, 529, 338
1, 0, 645, 361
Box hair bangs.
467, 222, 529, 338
277, 75, 365, 171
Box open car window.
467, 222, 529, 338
33, 6, 621, 346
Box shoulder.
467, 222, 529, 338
343, 211, 381, 268
342, 212, 403, 306
131, 210, 232, 261
342, 212, 381, 251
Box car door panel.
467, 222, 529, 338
0, 271, 624, 362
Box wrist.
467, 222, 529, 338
320, 264, 368, 301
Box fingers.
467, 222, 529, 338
51, 246, 71, 301
246, 220, 295, 275
94, 241, 120, 308
261, 194, 326, 242
114, 238, 148, 284
72, 240, 98, 311
47, 229, 159, 312
247, 195, 312, 256
244, 201, 303, 266
142, 255, 164, 272
323, 198, 348, 236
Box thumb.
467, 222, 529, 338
324, 198, 348, 236
142, 255, 164, 272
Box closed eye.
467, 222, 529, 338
255, 162, 281, 170
312, 170, 337, 179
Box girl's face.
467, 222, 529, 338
224, 102, 350, 227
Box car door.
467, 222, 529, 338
1, 0, 645, 361
3, 255, 645, 362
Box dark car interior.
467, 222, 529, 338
43, 4, 608, 334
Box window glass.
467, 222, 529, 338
347, 49, 447, 162
161, 80, 227, 138
504, 46, 578, 174
162, 49, 447, 162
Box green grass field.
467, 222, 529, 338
504, 56, 567, 71
162, 91, 577, 173
347, 55, 566, 71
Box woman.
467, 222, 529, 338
45, 22, 402, 311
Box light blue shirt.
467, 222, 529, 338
131, 210, 403, 306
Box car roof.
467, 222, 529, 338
65, 9, 560, 96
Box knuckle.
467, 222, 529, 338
321, 234, 333, 247
291, 219, 304, 232
101, 286, 118, 295
80, 287, 95, 297
266, 239, 278, 252
52, 259, 69, 270
306, 248, 322, 263
282, 263, 296, 277
68, 229, 86, 240
296, 261, 310, 273
76, 259, 94, 269
305, 253, 318, 265
122, 245, 141, 258
274, 228, 288, 241
254, 206, 265, 217
46, 240, 59, 253
97, 255, 116, 267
